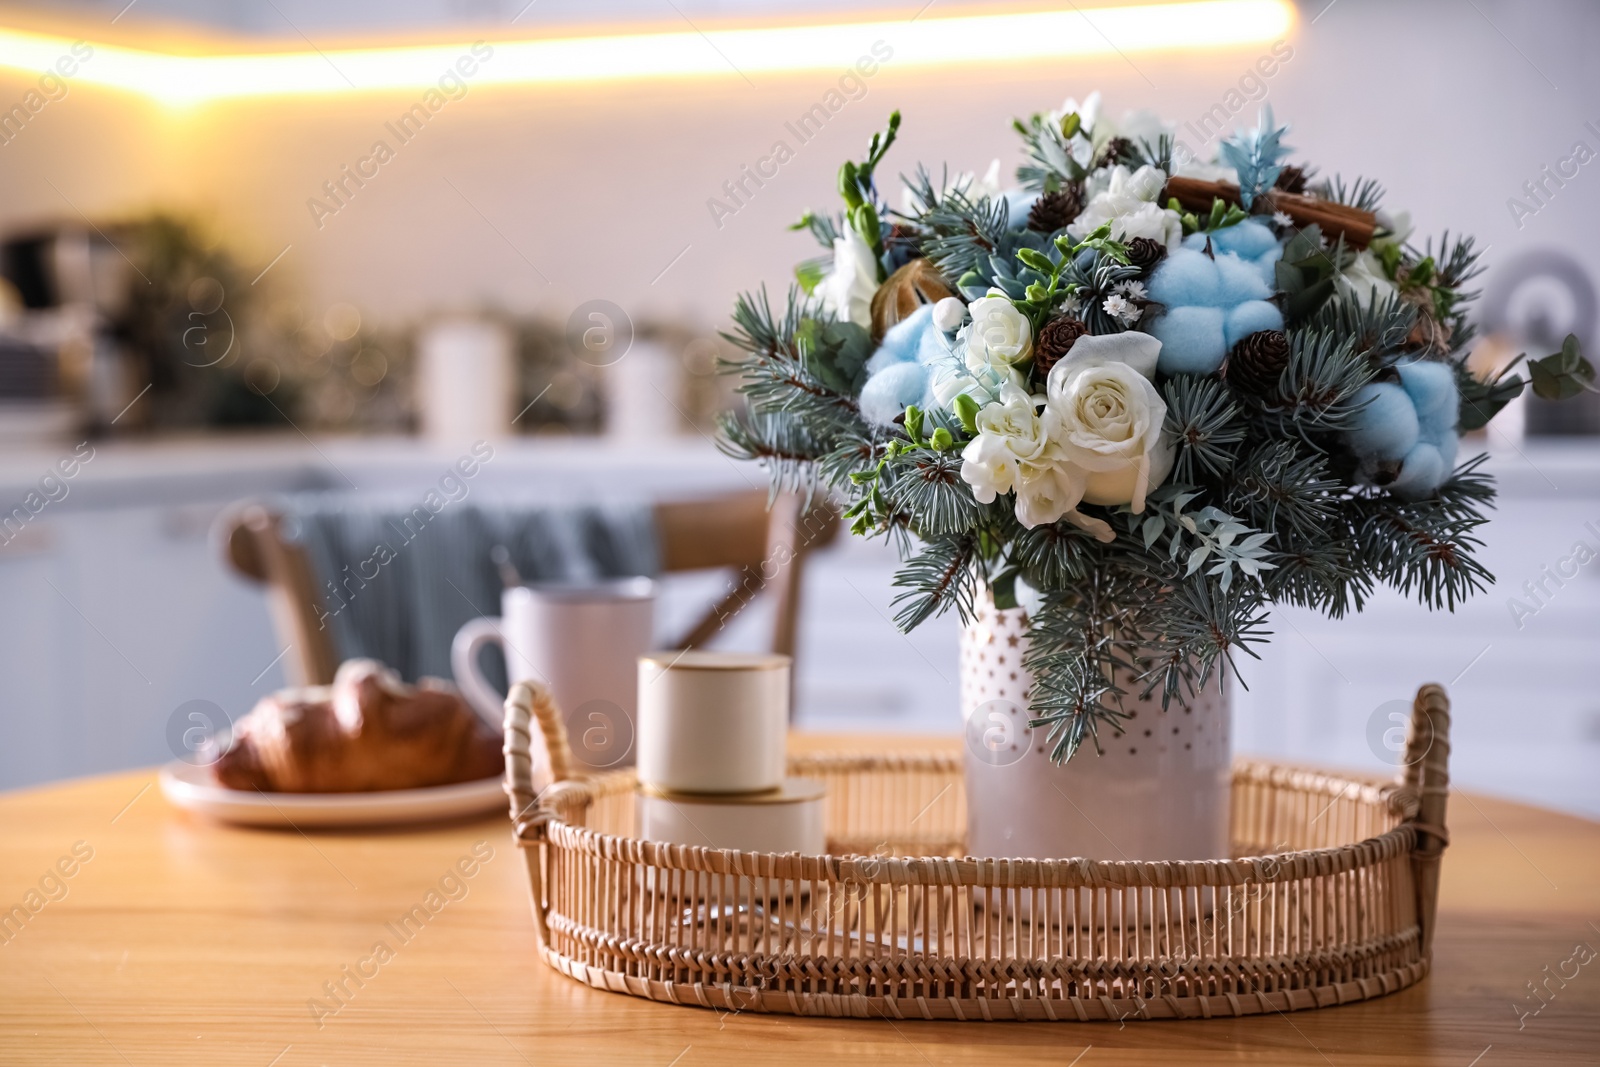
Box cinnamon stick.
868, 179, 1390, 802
1162, 176, 1378, 249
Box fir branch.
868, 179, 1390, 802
882, 449, 983, 537
716, 409, 825, 497
890, 533, 979, 630
919, 190, 1011, 284
1228, 440, 1341, 542
1125, 133, 1174, 175
1007, 517, 1097, 589
1022, 568, 1151, 760
1321, 174, 1385, 213
1257, 327, 1374, 438
1353, 492, 1494, 611
1162, 374, 1246, 482
1305, 291, 1417, 364
1263, 530, 1373, 618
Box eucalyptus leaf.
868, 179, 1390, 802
1528, 334, 1594, 401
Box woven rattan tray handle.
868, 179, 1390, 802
1402, 683, 1452, 957
503, 680, 574, 946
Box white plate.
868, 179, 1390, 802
158, 761, 507, 828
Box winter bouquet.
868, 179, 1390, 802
720, 96, 1593, 761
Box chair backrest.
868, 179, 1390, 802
219, 489, 839, 687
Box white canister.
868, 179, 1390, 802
636, 778, 825, 854
417, 316, 514, 446
636, 650, 790, 794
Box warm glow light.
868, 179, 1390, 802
0, 2, 1293, 105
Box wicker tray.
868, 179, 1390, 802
501, 683, 1451, 1022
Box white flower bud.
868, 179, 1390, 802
932, 296, 967, 333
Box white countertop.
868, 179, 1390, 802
2, 430, 1597, 509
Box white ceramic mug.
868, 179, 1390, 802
452, 578, 654, 770
636, 650, 790, 794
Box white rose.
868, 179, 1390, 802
959, 384, 1047, 504
1044, 332, 1174, 513
821, 228, 877, 329
961, 294, 1033, 375
1334, 249, 1398, 307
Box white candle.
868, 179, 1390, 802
636, 650, 789, 794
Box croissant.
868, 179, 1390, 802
212, 660, 503, 793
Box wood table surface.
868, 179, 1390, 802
3, 736, 1598, 1067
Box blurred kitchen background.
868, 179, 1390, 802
0, 0, 1596, 815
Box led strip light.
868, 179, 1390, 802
0, 1, 1293, 105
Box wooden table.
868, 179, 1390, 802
3, 739, 1598, 1066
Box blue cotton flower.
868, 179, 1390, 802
1149, 306, 1227, 375
1148, 249, 1221, 308
1207, 219, 1278, 260
859, 361, 928, 426
1182, 225, 1282, 288
1388, 442, 1448, 499
866, 304, 935, 371
1396, 360, 1459, 435
1214, 253, 1273, 305
1347, 382, 1420, 462
1223, 300, 1284, 348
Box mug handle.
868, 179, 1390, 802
451, 616, 507, 728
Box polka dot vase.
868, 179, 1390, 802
960, 590, 1231, 861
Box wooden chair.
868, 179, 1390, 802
218, 489, 840, 688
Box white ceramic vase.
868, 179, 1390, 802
960, 592, 1231, 861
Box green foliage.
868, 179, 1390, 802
1458, 333, 1595, 430
1012, 108, 1090, 192
1274, 224, 1354, 324
1129, 488, 1276, 594
797, 319, 873, 395
1172, 197, 1251, 237
832, 111, 902, 275
1529, 333, 1596, 400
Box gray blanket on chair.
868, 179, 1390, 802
280, 494, 658, 682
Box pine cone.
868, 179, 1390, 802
1034, 317, 1089, 378
1125, 237, 1167, 274
1095, 137, 1133, 170
1028, 186, 1082, 233
1225, 330, 1291, 395
1274, 166, 1308, 195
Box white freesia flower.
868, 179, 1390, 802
959, 384, 1049, 504
820, 227, 877, 329
1069, 164, 1183, 249
1044, 332, 1174, 514
1014, 463, 1083, 530
961, 293, 1033, 374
